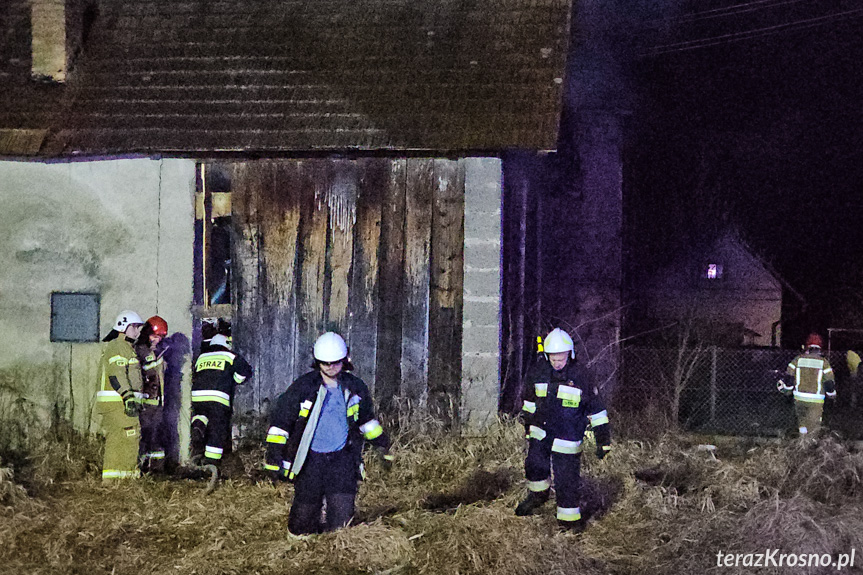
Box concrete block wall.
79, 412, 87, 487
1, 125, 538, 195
461, 158, 502, 430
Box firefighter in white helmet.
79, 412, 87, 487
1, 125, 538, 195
95, 310, 145, 480
778, 333, 835, 437
516, 327, 611, 532
190, 333, 254, 472
265, 331, 393, 535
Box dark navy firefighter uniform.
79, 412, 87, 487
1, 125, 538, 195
135, 340, 169, 472
265, 370, 391, 535
190, 341, 253, 466
520, 359, 611, 528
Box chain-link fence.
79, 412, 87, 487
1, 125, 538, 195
616, 346, 863, 438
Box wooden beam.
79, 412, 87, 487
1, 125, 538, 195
401, 159, 433, 402
429, 158, 465, 427
326, 160, 357, 336
258, 160, 301, 398
296, 160, 329, 369
348, 158, 386, 393
230, 161, 264, 412
375, 159, 406, 411
500, 154, 528, 414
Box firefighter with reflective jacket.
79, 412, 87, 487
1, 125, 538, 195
516, 327, 611, 532
777, 333, 836, 436
190, 333, 253, 468
135, 315, 169, 473
265, 332, 393, 536
96, 310, 146, 480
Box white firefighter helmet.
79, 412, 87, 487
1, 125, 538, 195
543, 328, 575, 359
314, 332, 348, 362
114, 310, 144, 332
210, 334, 231, 348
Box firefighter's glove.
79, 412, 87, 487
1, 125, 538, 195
269, 469, 286, 485
123, 394, 143, 417
776, 380, 793, 396
378, 449, 395, 472
596, 445, 611, 460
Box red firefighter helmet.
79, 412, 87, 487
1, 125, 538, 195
146, 315, 169, 337
805, 333, 823, 349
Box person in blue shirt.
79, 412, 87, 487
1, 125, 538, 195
265, 332, 393, 535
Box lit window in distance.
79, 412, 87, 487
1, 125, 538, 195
705, 264, 723, 279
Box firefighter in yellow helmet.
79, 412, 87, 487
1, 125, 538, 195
96, 310, 145, 480
516, 327, 611, 533
777, 333, 836, 437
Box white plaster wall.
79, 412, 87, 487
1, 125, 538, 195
0, 158, 195, 437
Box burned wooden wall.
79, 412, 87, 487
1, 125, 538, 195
228, 158, 464, 416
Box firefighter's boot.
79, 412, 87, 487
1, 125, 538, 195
558, 517, 587, 534
190, 427, 206, 466
515, 489, 549, 516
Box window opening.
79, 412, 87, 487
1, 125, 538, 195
196, 162, 233, 307
703, 263, 723, 280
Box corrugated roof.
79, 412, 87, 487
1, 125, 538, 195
48, 0, 571, 155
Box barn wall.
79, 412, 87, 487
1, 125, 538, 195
534, 114, 624, 393
499, 112, 625, 403
500, 152, 543, 414
0, 158, 195, 451
230, 157, 499, 425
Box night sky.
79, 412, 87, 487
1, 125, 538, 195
621, 0, 863, 342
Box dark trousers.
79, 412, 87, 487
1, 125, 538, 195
288, 449, 359, 535
190, 401, 231, 466
525, 437, 582, 512
139, 405, 166, 472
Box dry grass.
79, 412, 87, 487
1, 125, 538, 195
0, 459, 33, 510
3, 417, 863, 575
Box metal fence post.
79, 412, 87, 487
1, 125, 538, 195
710, 346, 717, 425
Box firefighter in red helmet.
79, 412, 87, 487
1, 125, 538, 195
778, 333, 835, 437
135, 315, 170, 473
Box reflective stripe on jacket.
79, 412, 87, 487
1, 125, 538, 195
191, 345, 253, 408
521, 359, 611, 449
136, 342, 167, 406
265, 371, 389, 480
787, 351, 835, 403
97, 337, 143, 403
